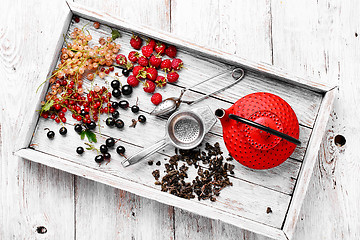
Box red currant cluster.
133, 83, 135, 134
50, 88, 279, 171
40, 21, 121, 123
41, 85, 113, 125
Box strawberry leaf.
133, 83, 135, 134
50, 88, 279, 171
41, 100, 54, 112
111, 29, 121, 40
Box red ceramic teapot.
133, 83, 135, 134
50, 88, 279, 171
215, 92, 300, 170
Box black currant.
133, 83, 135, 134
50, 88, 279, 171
74, 124, 83, 133
119, 100, 129, 109
59, 127, 67, 135
76, 147, 84, 154
115, 119, 124, 128
111, 79, 120, 89
121, 85, 133, 95
111, 101, 119, 109
138, 115, 146, 123
87, 121, 96, 130
105, 117, 115, 127
122, 69, 131, 77
100, 144, 108, 153
103, 152, 111, 160
112, 111, 119, 119
112, 89, 122, 98
80, 109, 86, 116
131, 105, 139, 113
95, 155, 104, 163
116, 146, 126, 155
105, 137, 115, 147
47, 131, 55, 139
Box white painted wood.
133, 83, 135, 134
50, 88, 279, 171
28, 116, 292, 228
69, 1, 175, 239
16, 148, 287, 240
0, 0, 75, 239
13, 3, 334, 238
271, 1, 360, 239
283, 88, 336, 239
66, 1, 335, 93
2, 0, 351, 239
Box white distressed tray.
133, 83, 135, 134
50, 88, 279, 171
15, 2, 336, 239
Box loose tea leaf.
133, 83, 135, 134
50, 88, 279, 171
152, 142, 234, 202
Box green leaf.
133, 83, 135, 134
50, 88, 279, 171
80, 130, 86, 140
41, 100, 54, 112
111, 29, 121, 40
85, 130, 97, 143
85, 147, 92, 150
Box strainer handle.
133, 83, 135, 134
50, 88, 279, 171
228, 114, 301, 146
122, 138, 168, 167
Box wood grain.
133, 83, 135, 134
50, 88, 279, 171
0, 0, 75, 239
1, 0, 352, 239
70, 1, 175, 239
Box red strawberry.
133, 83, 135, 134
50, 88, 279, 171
128, 51, 139, 63
160, 59, 172, 71
155, 42, 166, 55
116, 54, 127, 65
127, 75, 139, 87
151, 93, 162, 105
149, 55, 162, 68
165, 45, 177, 58
133, 66, 145, 78
146, 38, 156, 48
143, 80, 156, 93
155, 76, 166, 88
146, 67, 158, 81
130, 35, 142, 50
141, 45, 153, 58
138, 56, 149, 67
171, 58, 183, 71
167, 71, 179, 83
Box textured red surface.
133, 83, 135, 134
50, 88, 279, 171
219, 92, 300, 169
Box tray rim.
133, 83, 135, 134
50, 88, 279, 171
14, 2, 337, 239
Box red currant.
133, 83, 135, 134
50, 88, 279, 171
76, 115, 82, 121
54, 104, 61, 110
51, 114, 56, 119
61, 117, 66, 123
55, 117, 61, 123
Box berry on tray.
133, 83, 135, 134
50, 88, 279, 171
130, 35, 142, 50
143, 80, 156, 93
151, 93, 162, 105
165, 45, 177, 58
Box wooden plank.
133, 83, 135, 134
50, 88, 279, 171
28, 116, 292, 228
75, 178, 175, 240
66, 0, 335, 93
0, 0, 75, 239
71, 0, 175, 239
171, 0, 273, 65
64, 18, 316, 160
67, 17, 323, 129
16, 148, 287, 240
31, 96, 301, 196
283, 89, 336, 239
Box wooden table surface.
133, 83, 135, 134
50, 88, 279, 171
1, 0, 358, 239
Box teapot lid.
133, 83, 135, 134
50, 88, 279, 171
223, 92, 299, 169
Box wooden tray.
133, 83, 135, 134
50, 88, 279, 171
15, 2, 336, 239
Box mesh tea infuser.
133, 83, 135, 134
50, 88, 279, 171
122, 106, 217, 167
215, 92, 301, 170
